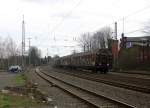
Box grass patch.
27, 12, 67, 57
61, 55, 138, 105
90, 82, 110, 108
0, 93, 42, 108
13, 74, 26, 86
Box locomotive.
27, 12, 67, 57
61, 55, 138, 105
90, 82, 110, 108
53, 49, 113, 73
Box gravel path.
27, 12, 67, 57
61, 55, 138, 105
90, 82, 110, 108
27, 69, 96, 108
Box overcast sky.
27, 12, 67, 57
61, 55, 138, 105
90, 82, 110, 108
0, 0, 150, 57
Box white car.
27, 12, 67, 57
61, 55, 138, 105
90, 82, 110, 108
9, 65, 22, 73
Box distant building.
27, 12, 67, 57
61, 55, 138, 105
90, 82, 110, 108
119, 36, 150, 70
120, 36, 150, 48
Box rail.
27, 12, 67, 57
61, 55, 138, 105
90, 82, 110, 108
35, 68, 134, 108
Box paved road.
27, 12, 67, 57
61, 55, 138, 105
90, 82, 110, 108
0, 72, 17, 89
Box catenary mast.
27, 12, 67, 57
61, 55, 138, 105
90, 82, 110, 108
22, 15, 25, 69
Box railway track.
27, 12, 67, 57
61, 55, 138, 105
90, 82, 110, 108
111, 70, 150, 75
109, 72, 150, 80
44, 67, 150, 94
35, 68, 133, 108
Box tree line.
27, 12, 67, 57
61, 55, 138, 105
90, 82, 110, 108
0, 36, 42, 70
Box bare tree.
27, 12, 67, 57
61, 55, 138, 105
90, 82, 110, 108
92, 31, 106, 50
5, 37, 17, 57
0, 37, 5, 69
0, 36, 20, 69
29, 46, 41, 66
78, 32, 92, 52
99, 27, 112, 48
5, 37, 18, 66
78, 27, 112, 52
53, 55, 59, 59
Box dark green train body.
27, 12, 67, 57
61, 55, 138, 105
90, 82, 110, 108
53, 49, 113, 73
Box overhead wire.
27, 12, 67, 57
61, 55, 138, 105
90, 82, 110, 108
50, 0, 82, 55
91, 4, 150, 33
51, 0, 82, 33
51, 2, 150, 41
125, 27, 150, 34
124, 28, 146, 34
50, 2, 150, 55
124, 4, 150, 20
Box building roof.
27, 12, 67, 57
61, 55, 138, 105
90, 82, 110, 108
125, 36, 150, 42
123, 36, 150, 47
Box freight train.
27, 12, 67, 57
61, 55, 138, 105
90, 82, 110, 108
53, 49, 113, 73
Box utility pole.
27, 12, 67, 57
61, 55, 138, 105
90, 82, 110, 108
114, 22, 118, 69
47, 48, 49, 64
122, 17, 125, 34
28, 37, 32, 65
115, 22, 117, 40
22, 15, 25, 70
121, 17, 125, 47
